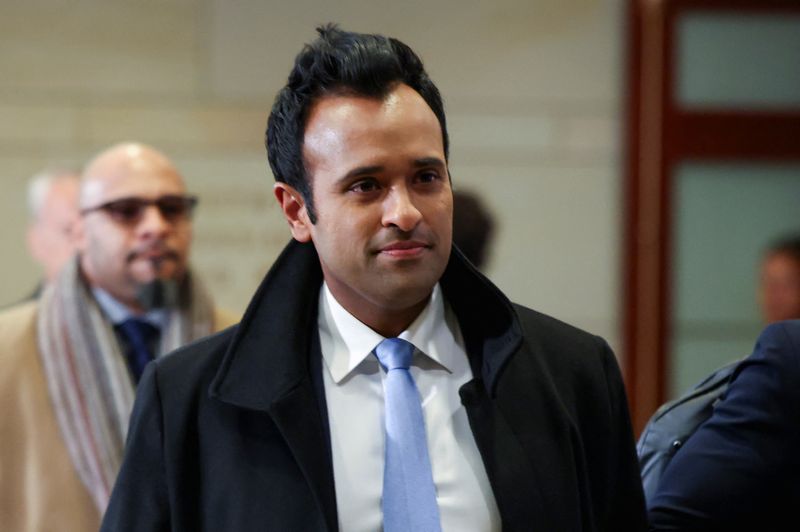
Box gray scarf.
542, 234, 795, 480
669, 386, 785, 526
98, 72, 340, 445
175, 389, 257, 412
37, 257, 215, 512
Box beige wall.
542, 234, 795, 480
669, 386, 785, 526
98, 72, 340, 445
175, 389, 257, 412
0, 0, 624, 351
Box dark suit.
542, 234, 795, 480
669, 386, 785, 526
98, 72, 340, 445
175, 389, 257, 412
648, 320, 800, 531
102, 240, 646, 531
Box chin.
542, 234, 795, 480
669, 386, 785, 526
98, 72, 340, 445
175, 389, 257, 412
132, 264, 182, 282
377, 279, 438, 310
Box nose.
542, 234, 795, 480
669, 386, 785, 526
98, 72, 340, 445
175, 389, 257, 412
382, 186, 422, 232
135, 205, 171, 240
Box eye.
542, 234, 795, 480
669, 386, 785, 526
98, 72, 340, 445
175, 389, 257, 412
157, 196, 195, 220
348, 179, 380, 193
416, 170, 441, 184
106, 199, 145, 223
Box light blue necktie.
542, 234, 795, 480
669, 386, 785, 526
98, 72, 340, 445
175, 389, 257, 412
374, 338, 442, 532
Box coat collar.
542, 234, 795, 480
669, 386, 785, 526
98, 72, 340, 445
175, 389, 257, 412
208, 239, 526, 532
209, 239, 523, 410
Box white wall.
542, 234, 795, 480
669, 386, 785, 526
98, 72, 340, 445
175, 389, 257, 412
0, 0, 624, 352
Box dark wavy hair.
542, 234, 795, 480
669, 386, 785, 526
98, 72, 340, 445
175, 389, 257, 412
266, 24, 448, 223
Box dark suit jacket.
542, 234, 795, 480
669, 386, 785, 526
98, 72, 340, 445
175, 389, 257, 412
102, 241, 646, 532
648, 320, 800, 531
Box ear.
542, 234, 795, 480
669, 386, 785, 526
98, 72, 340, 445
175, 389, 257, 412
273, 183, 312, 243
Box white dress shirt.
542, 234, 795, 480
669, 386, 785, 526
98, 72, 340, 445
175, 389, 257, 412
318, 283, 500, 532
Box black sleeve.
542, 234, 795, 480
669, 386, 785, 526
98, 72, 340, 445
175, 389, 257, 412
648, 321, 800, 531
599, 339, 649, 532
101, 362, 171, 532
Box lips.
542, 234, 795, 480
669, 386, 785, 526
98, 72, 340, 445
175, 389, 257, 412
379, 240, 430, 258
127, 246, 179, 263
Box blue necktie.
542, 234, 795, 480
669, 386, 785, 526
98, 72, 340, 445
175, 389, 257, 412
116, 318, 159, 383
374, 338, 442, 532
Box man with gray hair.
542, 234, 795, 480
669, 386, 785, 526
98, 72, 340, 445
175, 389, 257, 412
0, 142, 237, 532
24, 168, 80, 296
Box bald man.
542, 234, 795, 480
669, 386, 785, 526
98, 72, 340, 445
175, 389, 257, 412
0, 143, 238, 532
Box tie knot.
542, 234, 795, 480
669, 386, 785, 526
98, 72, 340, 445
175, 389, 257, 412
375, 338, 416, 371
117, 318, 160, 344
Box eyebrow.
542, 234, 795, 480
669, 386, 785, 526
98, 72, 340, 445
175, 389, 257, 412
413, 157, 446, 169
335, 157, 447, 186
341, 165, 384, 180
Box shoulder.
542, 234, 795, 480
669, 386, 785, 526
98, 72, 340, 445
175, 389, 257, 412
754, 320, 800, 360
648, 322, 800, 529
0, 299, 38, 332
733, 319, 800, 387
512, 303, 613, 368
0, 301, 42, 396
212, 307, 241, 332
513, 304, 603, 344
0, 300, 39, 359
151, 325, 239, 399
712, 320, 800, 419
509, 303, 623, 414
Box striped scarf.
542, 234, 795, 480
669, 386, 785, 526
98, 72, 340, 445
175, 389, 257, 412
36, 257, 216, 513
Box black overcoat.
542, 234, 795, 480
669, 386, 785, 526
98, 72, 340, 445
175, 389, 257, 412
102, 240, 647, 531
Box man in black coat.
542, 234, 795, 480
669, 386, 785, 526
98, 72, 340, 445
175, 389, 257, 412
102, 25, 646, 532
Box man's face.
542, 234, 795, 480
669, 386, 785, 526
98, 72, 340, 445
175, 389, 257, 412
77, 146, 193, 309
759, 252, 800, 323
278, 84, 453, 332
28, 177, 80, 281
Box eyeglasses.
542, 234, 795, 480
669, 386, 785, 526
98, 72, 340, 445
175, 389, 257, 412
80, 195, 198, 225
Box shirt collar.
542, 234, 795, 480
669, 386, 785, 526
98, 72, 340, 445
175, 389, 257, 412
91, 286, 168, 329
318, 282, 458, 384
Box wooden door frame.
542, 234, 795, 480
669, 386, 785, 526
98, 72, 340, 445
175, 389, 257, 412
622, 0, 800, 435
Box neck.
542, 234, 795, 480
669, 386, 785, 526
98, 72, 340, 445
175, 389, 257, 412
325, 283, 430, 338
365, 300, 429, 338
90, 284, 146, 319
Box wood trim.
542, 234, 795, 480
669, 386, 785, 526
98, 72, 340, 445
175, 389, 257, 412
624, 0, 800, 437
621, 0, 641, 421
671, 0, 800, 11
673, 112, 800, 160
624, 0, 670, 436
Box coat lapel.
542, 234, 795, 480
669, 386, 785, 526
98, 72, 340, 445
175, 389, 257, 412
209, 241, 338, 530
269, 377, 338, 532
444, 247, 584, 531
208, 241, 584, 532
460, 378, 548, 530
460, 350, 585, 532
